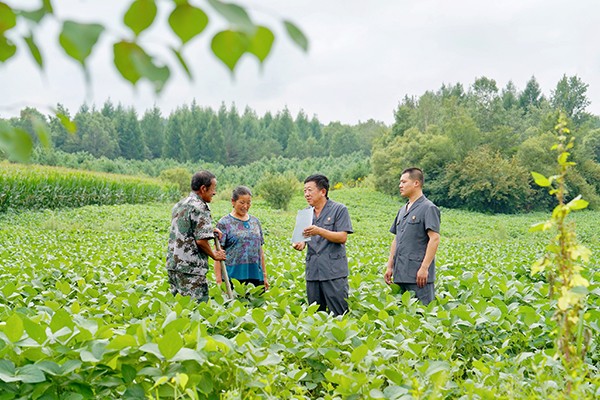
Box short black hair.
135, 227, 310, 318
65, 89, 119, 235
232, 185, 252, 201
401, 167, 424, 185
191, 170, 216, 191
304, 174, 329, 198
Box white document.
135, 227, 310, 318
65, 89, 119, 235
292, 207, 314, 243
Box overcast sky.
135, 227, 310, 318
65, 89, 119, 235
2, 0, 600, 125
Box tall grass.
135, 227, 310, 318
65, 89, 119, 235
0, 162, 178, 212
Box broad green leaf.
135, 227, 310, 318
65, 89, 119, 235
23, 316, 47, 344
331, 326, 346, 342
557, 151, 570, 165
170, 46, 193, 79
0, 125, 32, 161
530, 171, 550, 187
11, 364, 45, 383
168, 3, 208, 44
4, 314, 24, 342
107, 334, 137, 350
207, 0, 254, 34
55, 112, 77, 133
50, 309, 74, 333
283, 20, 308, 51
158, 330, 183, 360
19, 7, 46, 23
59, 21, 104, 66
24, 32, 44, 68
384, 368, 404, 385
0, 33, 16, 62
567, 196, 588, 211
0, 3, 16, 33
350, 344, 368, 363
211, 30, 248, 71
247, 26, 274, 63
113, 40, 170, 92
124, 0, 157, 36
171, 348, 205, 363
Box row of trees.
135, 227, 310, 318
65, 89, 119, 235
373, 75, 600, 213
3, 102, 386, 165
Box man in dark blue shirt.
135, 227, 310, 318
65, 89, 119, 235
293, 174, 353, 316
384, 168, 441, 305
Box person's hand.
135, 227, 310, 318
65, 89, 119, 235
263, 276, 270, 290
302, 225, 321, 238
384, 266, 393, 285
416, 266, 428, 288
214, 228, 223, 240
292, 242, 305, 251
213, 250, 226, 261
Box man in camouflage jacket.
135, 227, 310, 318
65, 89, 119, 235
166, 170, 226, 302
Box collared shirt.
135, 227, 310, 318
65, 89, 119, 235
166, 192, 214, 275
390, 195, 440, 283
305, 199, 353, 281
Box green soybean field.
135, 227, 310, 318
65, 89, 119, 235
0, 188, 598, 399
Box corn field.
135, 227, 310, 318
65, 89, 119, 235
0, 162, 179, 212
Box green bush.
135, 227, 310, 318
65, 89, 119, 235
159, 167, 191, 196
255, 173, 299, 210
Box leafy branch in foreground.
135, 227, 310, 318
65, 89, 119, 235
529, 112, 592, 395
0, 0, 308, 161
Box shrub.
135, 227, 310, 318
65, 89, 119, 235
255, 173, 299, 210
159, 167, 191, 196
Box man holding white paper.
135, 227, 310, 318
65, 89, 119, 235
292, 174, 353, 316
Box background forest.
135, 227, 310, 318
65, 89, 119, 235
3, 74, 600, 213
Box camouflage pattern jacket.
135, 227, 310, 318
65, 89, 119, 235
166, 192, 214, 275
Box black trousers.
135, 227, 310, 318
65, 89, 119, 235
306, 277, 349, 316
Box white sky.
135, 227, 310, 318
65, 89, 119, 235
2, 0, 600, 125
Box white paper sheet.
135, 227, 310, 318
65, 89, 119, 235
291, 207, 314, 243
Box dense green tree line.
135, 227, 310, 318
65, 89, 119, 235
372, 75, 600, 213
1, 102, 385, 165
28, 147, 370, 191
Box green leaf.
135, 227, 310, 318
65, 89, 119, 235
4, 314, 24, 343
24, 32, 44, 68
531, 171, 550, 187
211, 30, 248, 71
331, 326, 346, 342
557, 151, 570, 166
59, 20, 104, 65
0, 125, 33, 162
247, 26, 274, 63
19, 8, 46, 23
124, 0, 157, 36
0, 33, 16, 62
55, 112, 77, 133
121, 364, 137, 383
50, 309, 74, 333
158, 330, 183, 360
23, 316, 47, 344
283, 20, 308, 51
113, 40, 170, 92
107, 334, 137, 350
207, 0, 255, 34
567, 196, 588, 211
168, 3, 208, 44
350, 344, 368, 363
0, 2, 16, 33
16, 364, 46, 383
170, 46, 192, 79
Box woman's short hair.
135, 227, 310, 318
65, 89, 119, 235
232, 185, 252, 201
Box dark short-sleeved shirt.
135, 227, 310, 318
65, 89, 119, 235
166, 192, 215, 275
305, 199, 353, 281
216, 214, 264, 281
390, 195, 440, 283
